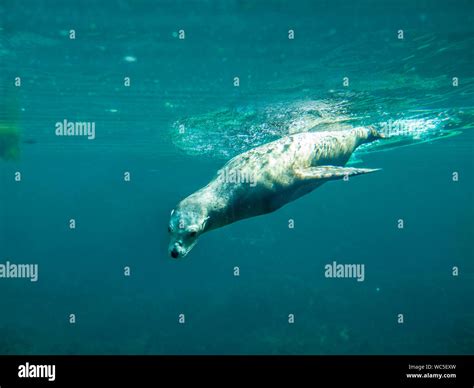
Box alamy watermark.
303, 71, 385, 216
55, 119, 96, 140
217, 167, 256, 187
379, 119, 430, 138
0, 260, 38, 282
18, 362, 55, 382
324, 260, 365, 282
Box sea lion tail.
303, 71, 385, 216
354, 126, 386, 147
368, 126, 386, 140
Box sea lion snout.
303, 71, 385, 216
167, 206, 210, 259
168, 240, 188, 259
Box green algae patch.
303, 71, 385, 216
0, 87, 21, 161
0, 123, 20, 161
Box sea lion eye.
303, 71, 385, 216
190, 231, 197, 237
168, 226, 171, 233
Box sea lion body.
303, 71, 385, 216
168, 127, 383, 258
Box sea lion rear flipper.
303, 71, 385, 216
295, 166, 381, 181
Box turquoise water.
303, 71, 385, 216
0, 0, 473, 354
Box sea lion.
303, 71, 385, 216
168, 127, 383, 258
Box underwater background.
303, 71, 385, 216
0, 0, 473, 355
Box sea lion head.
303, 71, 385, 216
168, 206, 209, 259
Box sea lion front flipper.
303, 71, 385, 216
295, 166, 381, 181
